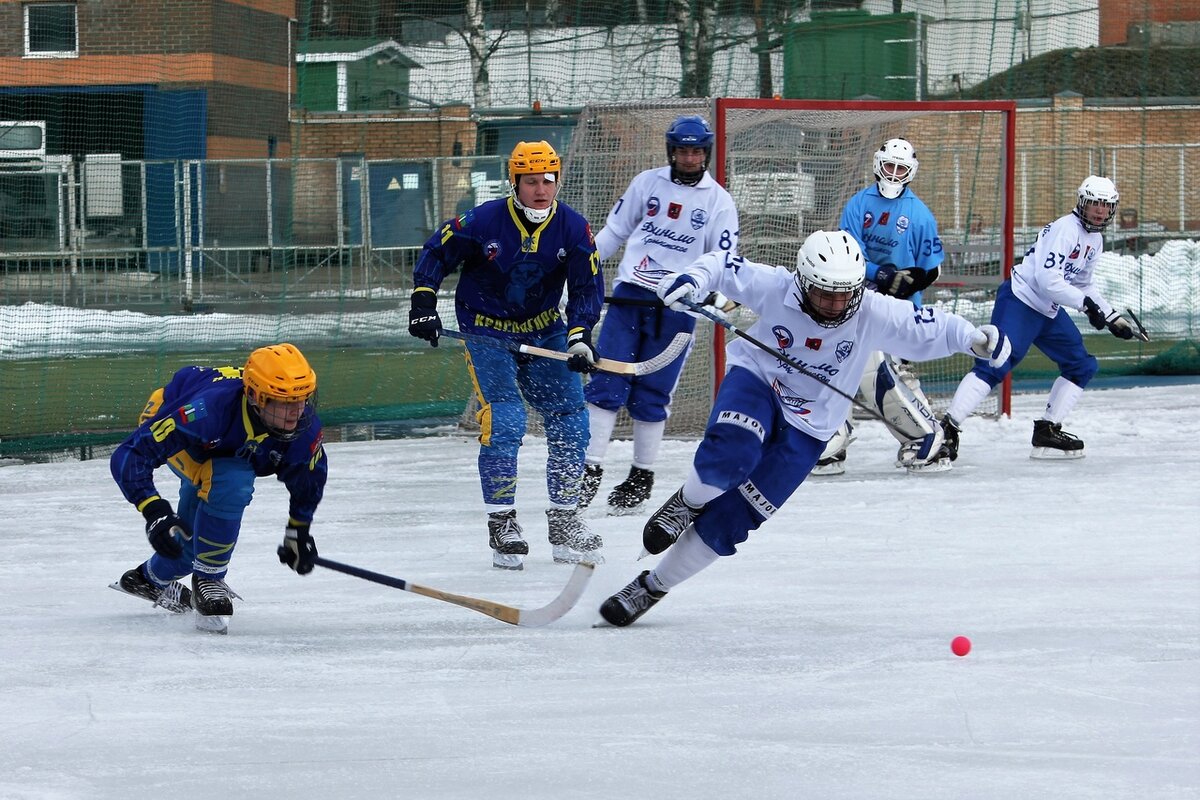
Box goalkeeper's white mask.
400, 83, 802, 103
873, 138, 919, 199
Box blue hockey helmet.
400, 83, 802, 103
665, 115, 714, 186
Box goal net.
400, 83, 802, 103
554, 97, 1015, 437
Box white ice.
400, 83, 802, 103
1, 384, 1197, 799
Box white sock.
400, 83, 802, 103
682, 469, 725, 508
650, 526, 719, 591
946, 372, 993, 424
632, 419, 666, 469
1042, 377, 1084, 423
585, 404, 618, 463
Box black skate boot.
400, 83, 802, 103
112, 565, 192, 613
599, 570, 666, 627
642, 488, 702, 555
192, 574, 234, 634
1031, 419, 1085, 460
547, 508, 604, 565
488, 509, 528, 570
940, 415, 961, 462
607, 465, 655, 512
578, 463, 603, 510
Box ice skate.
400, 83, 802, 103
1030, 419, 1085, 460
606, 465, 654, 513
488, 509, 528, 570
547, 508, 604, 565
110, 565, 191, 613
578, 463, 603, 510
642, 488, 702, 555
191, 574, 234, 634
598, 570, 666, 627
811, 449, 847, 476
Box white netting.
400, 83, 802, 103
462, 99, 1015, 436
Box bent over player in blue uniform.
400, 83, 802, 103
407, 140, 605, 570
110, 343, 326, 633
598, 231, 1011, 627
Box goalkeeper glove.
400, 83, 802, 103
873, 265, 915, 297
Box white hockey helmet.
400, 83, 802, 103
1074, 175, 1119, 233
873, 138, 918, 199
794, 230, 865, 328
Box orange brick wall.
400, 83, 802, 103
1099, 0, 1200, 46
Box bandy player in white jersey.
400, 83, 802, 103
940, 175, 1137, 461
580, 115, 740, 514
597, 231, 1012, 627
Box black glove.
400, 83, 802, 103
141, 498, 191, 559
408, 289, 441, 347
1082, 296, 1107, 330
1105, 313, 1135, 340
874, 265, 915, 297
277, 521, 318, 575
566, 326, 599, 374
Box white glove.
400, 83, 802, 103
656, 273, 704, 313
970, 324, 1011, 368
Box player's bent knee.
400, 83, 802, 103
1064, 356, 1098, 388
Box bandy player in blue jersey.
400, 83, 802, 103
110, 343, 326, 632
580, 115, 740, 514
815, 137, 951, 476
407, 140, 605, 570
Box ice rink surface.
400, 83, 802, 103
1, 384, 1197, 799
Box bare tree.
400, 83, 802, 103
672, 0, 718, 97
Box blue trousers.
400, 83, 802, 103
146, 456, 256, 584
970, 280, 1098, 388
690, 367, 825, 556
584, 283, 696, 423
465, 329, 588, 506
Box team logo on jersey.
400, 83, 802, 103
557, 248, 567, 262
1069, 243, 1081, 259
647, 196, 660, 217
668, 202, 682, 219
896, 215, 909, 234
690, 208, 708, 230
805, 337, 822, 350
176, 400, 207, 424
771, 378, 812, 417
772, 325, 794, 349
862, 211, 874, 228
1084, 245, 1094, 259
835, 340, 854, 362
484, 240, 502, 260
878, 211, 890, 227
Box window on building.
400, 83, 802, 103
25, 3, 78, 58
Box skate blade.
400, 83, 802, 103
904, 458, 953, 474
1030, 447, 1085, 461
109, 581, 191, 614
591, 615, 615, 628
605, 504, 645, 517
492, 552, 525, 570
810, 463, 846, 477
194, 614, 228, 634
